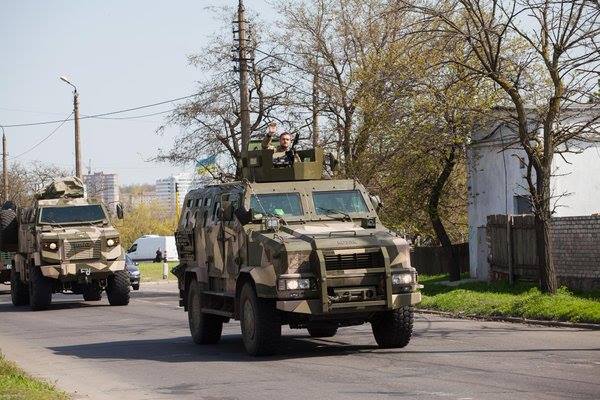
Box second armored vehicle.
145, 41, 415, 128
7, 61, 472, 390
174, 147, 421, 356
1, 177, 130, 310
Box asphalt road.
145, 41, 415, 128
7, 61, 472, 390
0, 283, 599, 400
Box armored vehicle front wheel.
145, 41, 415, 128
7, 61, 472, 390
240, 282, 281, 356
106, 270, 130, 306
307, 325, 338, 338
371, 306, 414, 348
83, 282, 102, 301
187, 280, 223, 344
28, 266, 53, 311
10, 269, 29, 306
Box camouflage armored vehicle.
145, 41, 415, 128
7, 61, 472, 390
174, 147, 421, 356
1, 177, 130, 310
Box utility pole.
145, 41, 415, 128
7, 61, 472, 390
312, 57, 320, 147
60, 76, 82, 180
2, 130, 7, 203
73, 89, 82, 180
236, 0, 251, 164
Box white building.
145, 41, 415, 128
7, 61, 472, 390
467, 112, 600, 280
84, 172, 119, 211
155, 173, 204, 215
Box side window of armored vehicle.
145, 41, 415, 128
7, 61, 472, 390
195, 199, 201, 207
186, 199, 193, 207
212, 199, 221, 222
202, 210, 209, 228
184, 211, 191, 228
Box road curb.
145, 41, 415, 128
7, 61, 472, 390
416, 308, 600, 330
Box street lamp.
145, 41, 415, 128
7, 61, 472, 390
60, 76, 82, 179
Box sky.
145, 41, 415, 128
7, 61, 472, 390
0, 0, 274, 185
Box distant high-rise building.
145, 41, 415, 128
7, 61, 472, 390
83, 172, 119, 211
155, 173, 204, 215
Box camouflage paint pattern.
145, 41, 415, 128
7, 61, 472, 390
13, 178, 125, 284
175, 164, 421, 318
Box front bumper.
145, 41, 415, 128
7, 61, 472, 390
276, 291, 421, 315
40, 260, 126, 279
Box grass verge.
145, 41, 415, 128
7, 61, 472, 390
0, 353, 69, 400
418, 274, 600, 324
138, 261, 178, 282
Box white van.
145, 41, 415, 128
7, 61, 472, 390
127, 235, 178, 261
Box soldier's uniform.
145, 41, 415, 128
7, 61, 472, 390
261, 133, 300, 162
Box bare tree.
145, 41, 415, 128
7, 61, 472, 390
156, 7, 299, 180
1, 161, 72, 207
414, 0, 600, 292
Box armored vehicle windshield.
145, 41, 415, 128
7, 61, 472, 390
249, 192, 303, 217
313, 190, 368, 215
39, 204, 108, 225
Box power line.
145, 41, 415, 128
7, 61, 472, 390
9, 112, 73, 160
1, 93, 199, 128
89, 108, 175, 120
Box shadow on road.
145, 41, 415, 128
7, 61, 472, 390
47, 332, 599, 363
0, 300, 109, 313
48, 334, 384, 362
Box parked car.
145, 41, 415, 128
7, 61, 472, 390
125, 254, 140, 291
126, 235, 178, 261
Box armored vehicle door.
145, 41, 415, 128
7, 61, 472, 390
17, 208, 35, 255
219, 191, 244, 284
205, 190, 224, 279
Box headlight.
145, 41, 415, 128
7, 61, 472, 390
106, 237, 120, 247
42, 241, 59, 251
130, 270, 140, 277
392, 273, 414, 285
278, 278, 313, 291
264, 216, 280, 231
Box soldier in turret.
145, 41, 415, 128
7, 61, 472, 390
262, 122, 299, 165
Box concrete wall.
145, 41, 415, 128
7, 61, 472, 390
467, 125, 529, 280
552, 142, 600, 217
468, 126, 600, 280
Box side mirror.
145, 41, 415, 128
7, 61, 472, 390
116, 203, 124, 219
234, 207, 253, 226
369, 194, 383, 212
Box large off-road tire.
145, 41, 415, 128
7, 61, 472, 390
0, 209, 18, 252
28, 265, 53, 311
239, 282, 281, 356
82, 282, 102, 301
307, 325, 338, 338
371, 306, 414, 349
106, 270, 130, 306
187, 280, 223, 344
10, 269, 29, 306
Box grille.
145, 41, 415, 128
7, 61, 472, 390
64, 240, 101, 260
324, 251, 383, 270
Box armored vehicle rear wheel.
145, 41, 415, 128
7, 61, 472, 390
106, 270, 130, 306
10, 269, 29, 306
0, 209, 18, 252
29, 266, 53, 311
187, 280, 223, 344
371, 306, 414, 348
83, 282, 102, 301
240, 282, 281, 356
307, 325, 338, 338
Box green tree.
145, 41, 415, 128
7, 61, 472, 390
118, 202, 177, 250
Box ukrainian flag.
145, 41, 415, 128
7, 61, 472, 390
196, 155, 217, 175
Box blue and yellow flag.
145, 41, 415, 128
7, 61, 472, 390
196, 155, 217, 175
